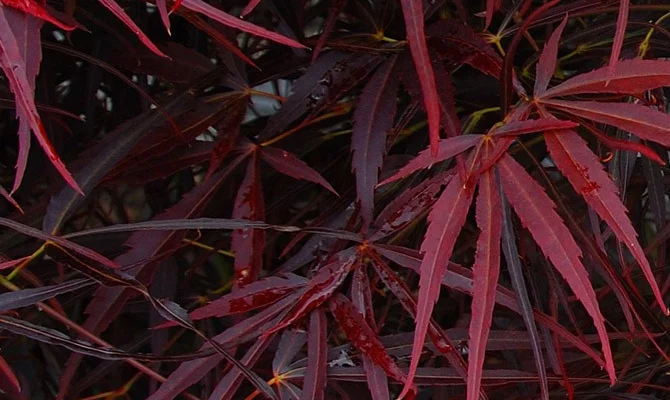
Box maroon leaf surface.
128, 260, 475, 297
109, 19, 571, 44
400, 0, 441, 156
231, 155, 265, 287
467, 145, 502, 400
265, 248, 358, 336
400, 172, 475, 398
544, 128, 668, 314
300, 309, 327, 400
541, 99, 670, 147
496, 152, 616, 383
542, 59, 670, 98
378, 135, 482, 186
0, 6, 81, 193
351, 55, 399, 230
534, 15, 568, 97
261, 146, 338, 195
328, 293, 410, 390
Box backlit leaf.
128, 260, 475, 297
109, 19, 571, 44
607, 0, 629, 80
5, 5, 41, 193
490, 118, 578, 137
98, 0, 167, 57
1, 0, 74, 30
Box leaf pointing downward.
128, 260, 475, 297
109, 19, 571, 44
467, 144, 502, 400
496, 153, 616, 384
264, 248, 358, 336
398, 172, 475, 399
0, 6, 81, 193
6, 5, 42, 194
180, 0, 305, 49
541, 99, 670, 147
352, 56, 399, 230
328, 293, 411, 391
544, 129, 668, 315
231, 155, 265, 288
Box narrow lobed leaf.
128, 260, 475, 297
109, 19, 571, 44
300, 308, 328, 400
230, 155, 265, 288
544, 128, 668, 314
328, 293, 411, 390
542, 59, 670, 98
400, 0, 441, 156
607, 0, 629, 80
264, 248, 358, 336
378, 135, 482, 186
534, 14, 568, 97
351, 55, 400, 230
0, 6, 81, 193
399, 172, 475, 399
467, 143, 502, 400
541, 99, 670, 147
261, 146, 338, 195
490, 118, 578, 137
496, 152, 615, 383
180, 0, 305, 48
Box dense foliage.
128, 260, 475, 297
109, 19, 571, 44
2, 0, 670, 399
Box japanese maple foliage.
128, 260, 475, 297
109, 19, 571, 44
2, 1, 670, 400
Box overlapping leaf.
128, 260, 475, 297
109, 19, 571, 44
264, 248, 358, 336
541, 99, 670, 147
378, 135, 482, 186
261, 146, 338, 195
328, 293, 411, 392
541, 59, 670, 98
496, 152, 616, 383
399, 172, 476, 398
231, 154, 265, 287
467, 142, 502, 400
544, 128, 668, 314
300, 309, 328, 400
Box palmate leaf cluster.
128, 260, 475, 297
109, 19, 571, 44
1, 0, 670, 399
